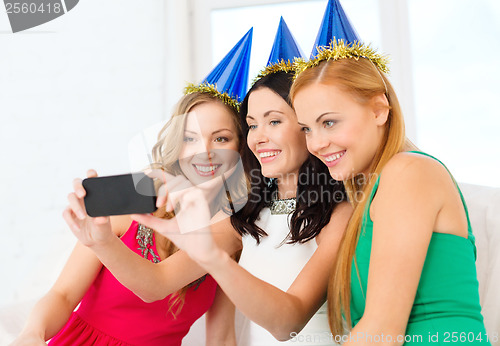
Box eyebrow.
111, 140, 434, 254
246, 110, 284, 120
185, 129, 232, 135
316, 112, 339, 123
211, 128, 232, 135
297, 112, 340, 127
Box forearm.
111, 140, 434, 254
201, 250, 307, 341
205, 286, 237, 346
342, 319, 404, 346
206, 334, 236, 346
206, 321, 237, 346
89, 236, 208, 302
88, 237, 174, 301
19, 291, 75, 341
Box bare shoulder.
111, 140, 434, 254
372, 152, 451, 223
316, 201, 353, 246
379, 152, 451, 193
331, 200, 354, 223
384, 152, 445, 176
110, 215, 133, 237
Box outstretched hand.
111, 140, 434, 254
133, 170, 222, 266
62, 170, 114, 247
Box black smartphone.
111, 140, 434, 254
82, 172, 157, 217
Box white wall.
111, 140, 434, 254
0, 0, 171, 307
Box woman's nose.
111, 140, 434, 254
307, 132, 329, 154
250, 127, 268, 145
201, 140, 216, 160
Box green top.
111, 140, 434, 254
350, 151, 491, 345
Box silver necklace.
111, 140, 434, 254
269, 191, 296, 215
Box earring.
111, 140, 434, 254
267, 177, 276, 188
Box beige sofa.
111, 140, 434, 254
459, 183, 500, 344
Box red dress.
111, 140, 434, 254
49, 221, 217, 346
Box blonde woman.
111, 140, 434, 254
290, 40, 490, 345
13, 92, 245, 346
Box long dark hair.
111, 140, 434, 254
230, 71, 346, 244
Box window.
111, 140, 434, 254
210, 0, 381, 80
192, 0, 500, 186
408, 0, 500, 186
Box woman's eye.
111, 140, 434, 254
301, 126, 311, 134
248, 124, 257, 130
183, 136, 195, 142
270, 120, 281, 126
324, 120, 336, 128
214, 137, 229, 143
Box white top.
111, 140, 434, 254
236, 208, 337, 346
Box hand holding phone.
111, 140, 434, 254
64, 170, 117, 248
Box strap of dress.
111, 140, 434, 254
361, 174, 381, 228
362, 151, 476, 257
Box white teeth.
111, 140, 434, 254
194, 164, 220, 172
259, 151, 281, 158
325, 151, 344, 162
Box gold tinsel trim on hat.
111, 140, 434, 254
252, 60, 296, 85
184, 82, 240, 112
294, 39, 390, 80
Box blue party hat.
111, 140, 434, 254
253, 18, 304, 83
310, 0, 359, 58
203, 27, 253, 102
185, 28, 253, 110
199, 28, 253, 99
267, 17, 304, 66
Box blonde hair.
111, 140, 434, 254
150, 91, 243, 315
290, 58, 416, 335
